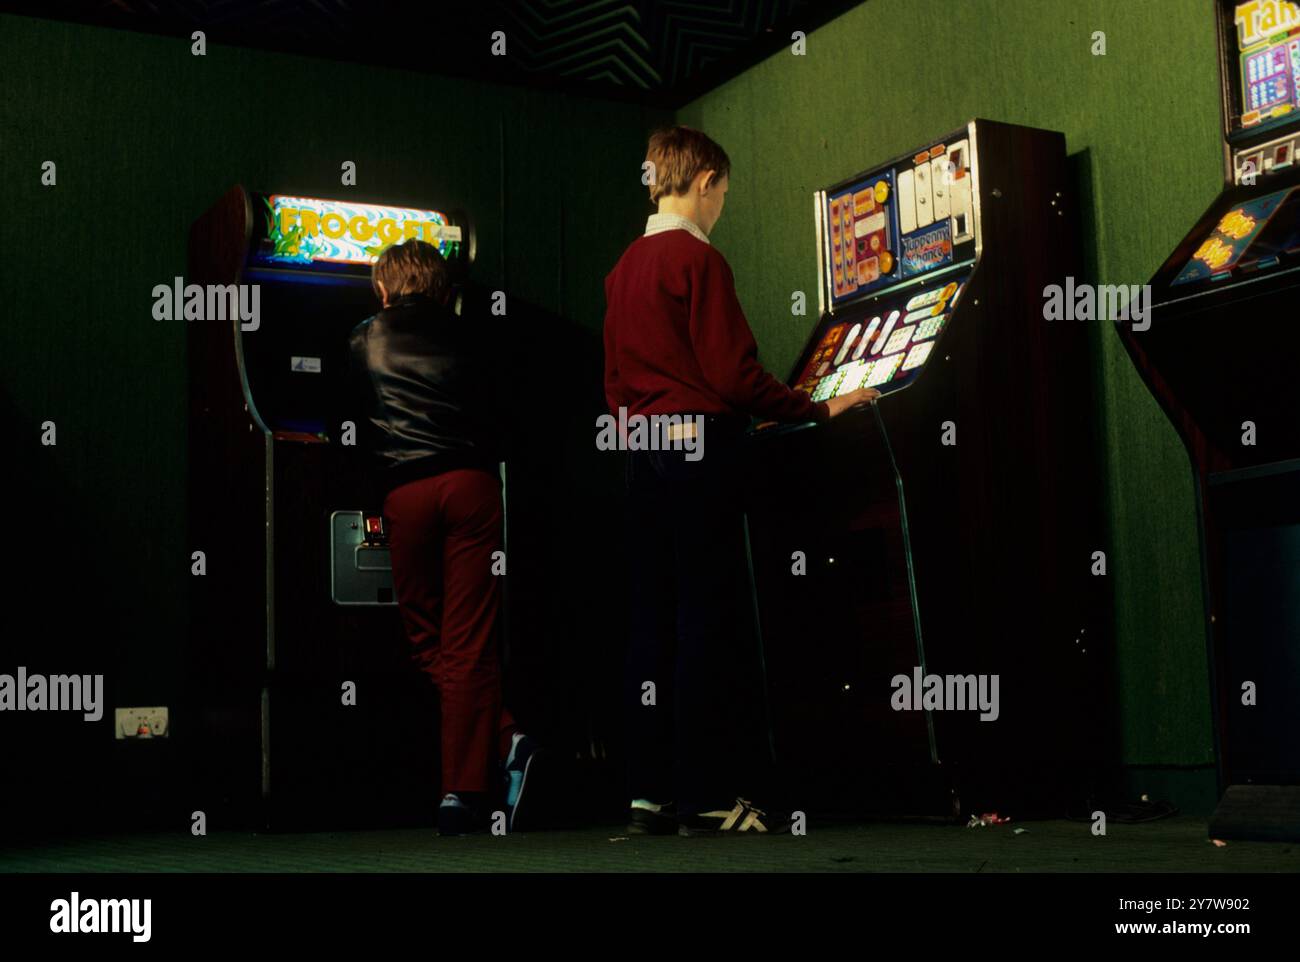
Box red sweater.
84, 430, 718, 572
603, 230, 829, 424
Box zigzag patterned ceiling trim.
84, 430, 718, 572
654, 0, 791, 84
13, 0, 852, 102
498, 1, 661, 88
494, 0, 804, 89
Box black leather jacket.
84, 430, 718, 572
345, 292, 502, 500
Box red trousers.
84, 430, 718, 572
384, 468, 517, 795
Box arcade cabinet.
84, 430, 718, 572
1121, 0, 1300, 841
746, 120, 1104, 818
188, 187, 475, 829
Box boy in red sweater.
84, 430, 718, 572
604, 126, 877, 836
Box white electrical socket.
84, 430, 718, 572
115, 707, 169, 740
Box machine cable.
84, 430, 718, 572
872, 401, 939, 766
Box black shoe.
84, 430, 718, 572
437, 794, 489, 836
504, 735, 543, 832
678, 798, 791, 837
626, 800, 677, 835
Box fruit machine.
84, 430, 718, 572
188, 187, 474, 829
1120, 0, 1300, 841
744, 120, 1105, 818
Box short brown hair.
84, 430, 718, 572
645, 125, 731, 204
371, 239, 449, 304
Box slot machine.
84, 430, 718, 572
188, 187, 476, 829
745, 120, 1103, 817
1121, 0, 1300, 841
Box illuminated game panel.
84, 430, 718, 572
905, 293, 936, 312
912, 314, 949, 341
1171, 187, 1293, 284
872, 310, 901, 355
901, 340, 936, 372
794, 322, 849, 389
793, 263, 970, 409
1246, 45, 1292, 113
811, 369, 847, 402
828, 176, 893, 301
852, 317, 881, 360
906, 280, 955, 312
865, 353, 904, 388
882, 325, 915, 355
842, 198, 857, 296
1235, 0, 1300, 127
833, 323, 863, 366
833, 360, 871, 395
260, 195, 462, 266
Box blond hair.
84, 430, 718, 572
645, 126, 731, 204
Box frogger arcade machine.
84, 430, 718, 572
188, 187, 473, 829
746, 120, 1104, 817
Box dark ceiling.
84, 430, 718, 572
6, 0, 863, 107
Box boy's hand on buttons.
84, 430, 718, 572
825, 387, 881, 418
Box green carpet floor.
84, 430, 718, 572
2, 817, 1297, 872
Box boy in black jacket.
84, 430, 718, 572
345, 240, 537, 835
